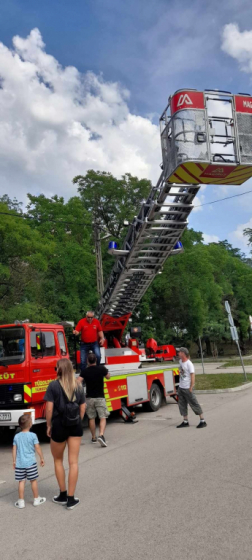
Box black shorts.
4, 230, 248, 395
51, 416, 83, 443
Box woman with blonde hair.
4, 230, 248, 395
44, 358, 86, 510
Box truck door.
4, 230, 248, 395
30, 330, 58, 407
127, 375, 148, 406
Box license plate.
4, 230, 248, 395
0, 413, 11, 421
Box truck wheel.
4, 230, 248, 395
144, 383, 163, 412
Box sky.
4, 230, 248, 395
1, 0, 252, 252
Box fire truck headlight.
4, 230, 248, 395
13, 394, 22, 402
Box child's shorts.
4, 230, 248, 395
15, 463, 38, 481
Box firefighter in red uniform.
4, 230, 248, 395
73, 311, 104, 373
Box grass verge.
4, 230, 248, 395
222, 358, 252, 368
195, 373, 252, 390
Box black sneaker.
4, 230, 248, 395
176, 421, 189, 428
197, 421, 207, 428
97, 435, 107, 447
52, 493, 67, 506
91, 437, 97, 443
66, 497, 80, 510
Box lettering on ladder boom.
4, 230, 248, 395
243, 100, 252, 109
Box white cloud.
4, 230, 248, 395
231, 218, 252, 247
202, 233, 220, 244
192, 191, 206, 212
0, 28, 161, 203
221, 23, 252, 72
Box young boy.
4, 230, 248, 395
12, 414, 46, 509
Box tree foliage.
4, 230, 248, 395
73, 170, 151, 238
1, 172, 252, 358
135, 229, 252, 351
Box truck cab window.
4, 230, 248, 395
30, 331, 56, 357
57, 332, 67, 356
0, 327, 25, 365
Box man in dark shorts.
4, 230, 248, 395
78, 353, 110, 447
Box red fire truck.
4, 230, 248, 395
0, 321, 178, 429
1, 88, 252, 428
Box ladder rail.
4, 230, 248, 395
97, 174, 200, 319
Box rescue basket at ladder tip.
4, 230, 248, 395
160, 89, 252, 185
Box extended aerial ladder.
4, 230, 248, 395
98, 88, 252, 343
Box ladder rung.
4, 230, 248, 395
131, 256, 162, 261
133, 249, 172, 256
155, 202, 193, 209
153, 209, 191, 215
164, 191, 192, 197
148, 219, 188, 225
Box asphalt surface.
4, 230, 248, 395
1, 389, 252, 560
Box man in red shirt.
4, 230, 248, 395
73, 311, 105, 373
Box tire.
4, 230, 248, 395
143, 383, 163, 412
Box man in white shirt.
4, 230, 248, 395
177, 347, 207, 429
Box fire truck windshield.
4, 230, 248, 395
0, 327, 25, 365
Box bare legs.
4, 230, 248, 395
89, 418, 96, 439
99, 418, 106, 436
50, 437, 81, 496
18, 480, 25, 499
31, 479, 39, 498
68, 437, 81, 496
50, 440, 67, 492
89, 417, 107, 439
18, 479, 39, 500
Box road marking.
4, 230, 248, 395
0, 480, 6, 485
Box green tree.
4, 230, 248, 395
73, 170, 152, 238
0, 201, 52, 323
135, 229, 252, 353
26, 194, 97, 322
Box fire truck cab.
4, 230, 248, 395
0, 323, 68, 428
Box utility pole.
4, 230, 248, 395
198, 336, 205, 374
93, 221, 104, 297
93, 221, 111, 298
224, 301, 247, 381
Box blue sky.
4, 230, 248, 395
1, 0, 252, 251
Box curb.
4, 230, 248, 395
195, 381, 252, 394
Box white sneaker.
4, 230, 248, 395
33, 496, 46, 507
15, 499, 25, 509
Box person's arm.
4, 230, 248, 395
190, 373, 195, 391
12, 443, 16, 470
189, 362, 195, 391
105, 372, 110, 380
35, 443, 45, 467
98, 330, 105, 346
73, 320, 82, 336
45, 401, 54, 438
79, 402, 86, 420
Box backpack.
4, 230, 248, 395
58, 382, 80, 427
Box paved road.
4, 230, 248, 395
1, 389, 252, 560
